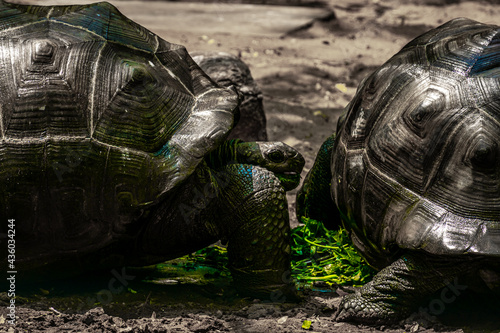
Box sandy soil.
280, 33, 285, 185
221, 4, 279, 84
2, 0, 500, 332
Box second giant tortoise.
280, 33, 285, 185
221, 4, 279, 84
0, 1, 304, 298
298, 18, 500, 323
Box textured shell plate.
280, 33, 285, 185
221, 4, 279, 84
332, 18, 500, 265
0, 2, 238, 258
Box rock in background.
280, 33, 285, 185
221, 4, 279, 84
192, 51, 268, 141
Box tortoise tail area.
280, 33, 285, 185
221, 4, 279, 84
296, 134, 342, 229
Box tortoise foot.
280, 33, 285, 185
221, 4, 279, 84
335, 292, 402, 324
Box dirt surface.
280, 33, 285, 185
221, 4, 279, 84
2, 0, 500, 332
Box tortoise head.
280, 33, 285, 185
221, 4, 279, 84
236, 141, 305, 191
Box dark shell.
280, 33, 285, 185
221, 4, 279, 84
332, 18, 500, 266
0, 2, 238, 254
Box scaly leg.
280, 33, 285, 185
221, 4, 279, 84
335, 252, 478, 324
215, 163, 298, 301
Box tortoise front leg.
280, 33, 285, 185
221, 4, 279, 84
216, 163, 298, 301
335, 252, 476, 324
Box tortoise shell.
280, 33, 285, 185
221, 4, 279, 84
0, 2, 238, 255
332, 18, 500, 267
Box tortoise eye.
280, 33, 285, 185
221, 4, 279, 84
268, 150, 286, 163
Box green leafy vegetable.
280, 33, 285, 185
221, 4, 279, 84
169, 218, 375, 291
173, 245, 230, 275
301, 319, 312, 330
290, 217, 375, 289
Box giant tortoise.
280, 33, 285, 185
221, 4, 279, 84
0, 1, 304, 298
298, 18, 500, 323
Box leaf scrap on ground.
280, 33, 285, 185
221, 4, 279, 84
301, 319, 312, 330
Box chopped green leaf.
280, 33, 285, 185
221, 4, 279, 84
301, 319, 312, 330
161, 218, 375, 292
290, 217, 375, 289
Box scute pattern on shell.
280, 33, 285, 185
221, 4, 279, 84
332, 18, 500, 267
0, 1, 238, 254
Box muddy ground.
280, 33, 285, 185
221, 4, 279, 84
2, 0, 500, 332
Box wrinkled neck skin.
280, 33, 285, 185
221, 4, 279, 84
205, 139, 243, 169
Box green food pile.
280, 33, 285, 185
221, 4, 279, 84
173, 217, 375, 291
291, 217, 375, 290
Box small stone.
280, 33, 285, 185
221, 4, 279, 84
111, 316, 125, 327
247, 304, 268, 319
82, 307, 105, 325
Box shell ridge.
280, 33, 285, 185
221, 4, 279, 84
155, 57, 194, 97
99, 140, 148, 158
5, 39, 17, 134
46, 3, 156, 53
421, 106, 469, 194
466, 28, 500, 77
479, 99, 500, 128
3, 136, 88, 144
466, 221, 487, 253
195, 87, 232, 106
477, 101, 500, 127
91, 64, 196, 152
426, 111, 500, 218
363, 69, 420, 151
0, 19, 47, 37
473, 36, 500, 77
88, 41, 107, 137
153, 34, 159, 54
364, 149, 408, 199
360, 149, 372, 244
46, 6, 54, 19
0, 1, 48, 21
48, 20, 106, 42
0, 104, 4, 140
4, 136, 159, 159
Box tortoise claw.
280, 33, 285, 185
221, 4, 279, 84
335, 293, 397, 325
